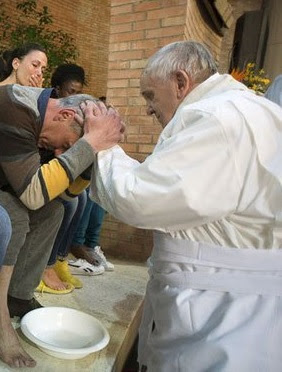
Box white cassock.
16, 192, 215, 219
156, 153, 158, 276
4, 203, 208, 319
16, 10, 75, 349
90, 73, 282, 372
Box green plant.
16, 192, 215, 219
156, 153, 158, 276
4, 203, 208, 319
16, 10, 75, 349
0, 0, 78, 85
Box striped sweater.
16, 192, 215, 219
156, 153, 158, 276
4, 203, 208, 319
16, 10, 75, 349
0, 84, 94, 210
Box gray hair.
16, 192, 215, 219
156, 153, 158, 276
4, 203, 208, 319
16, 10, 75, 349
58, 94, 98, 136
142, 41, 218, 84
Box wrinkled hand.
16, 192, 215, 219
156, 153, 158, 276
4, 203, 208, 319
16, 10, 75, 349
29, 74, 44, 87
79, 100, 125, 152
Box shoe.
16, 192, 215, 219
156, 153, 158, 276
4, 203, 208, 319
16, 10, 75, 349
71, 245, 114, 271
92, 246, 115, 271
35, 280, 74, 295
54, 259, 83, 289
8, 295, 43, 319
68, 259, 105, 276
70, 245, 99, 265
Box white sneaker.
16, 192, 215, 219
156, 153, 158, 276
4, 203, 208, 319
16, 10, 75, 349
92, 246, 115, 271
68, 259, 105, 276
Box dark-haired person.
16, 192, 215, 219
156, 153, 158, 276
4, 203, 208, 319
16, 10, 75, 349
0, 42, 47, 87
51, 63, 86, 97
0, 83, 124, 368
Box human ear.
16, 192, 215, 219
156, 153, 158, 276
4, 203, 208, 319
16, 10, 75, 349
175, 70, 190, 99
53, 109, 76, 121
12, 58, 20, 71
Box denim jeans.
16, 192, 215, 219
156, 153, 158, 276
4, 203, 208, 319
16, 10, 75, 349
0, 205, 12, 266
48, 190, 87, 265
72, 188, 105, 248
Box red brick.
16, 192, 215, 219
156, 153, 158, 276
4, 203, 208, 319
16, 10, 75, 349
111, 3, 133, 15
111, 0, 136, 6
109, 41, 131, 52
147, 6, 186, 20
107, 79, 129, 88
110, 30, 145, 43
138, 144, 155, 153
111, 23, 133, 34
109, 49, 143, 61
140, 125, 162, 134
123, 106, 142, 115
134, 19, 161, 30
108, 69, 142, 79
131, 39, 159, 50
129, 79, 140, 87
128, 96, 147, 106
127, 134, 153, 144
108, 60, 130, 69
125, 125, 140, 134
107, 87, 141, 97
161, 15, 185, 27
134, 1, 161, 12
121, 143, 138, 152
111, 12, 146, 24
146, 25, 184, 39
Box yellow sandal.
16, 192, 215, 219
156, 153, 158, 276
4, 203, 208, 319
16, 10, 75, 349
35, 280, 74, 295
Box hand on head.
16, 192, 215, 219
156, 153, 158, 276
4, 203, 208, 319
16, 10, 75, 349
78, 100, 125, 152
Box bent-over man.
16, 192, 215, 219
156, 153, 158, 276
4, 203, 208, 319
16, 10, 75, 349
0, 84, 123, 368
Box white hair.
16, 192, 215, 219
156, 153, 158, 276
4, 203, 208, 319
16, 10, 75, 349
58, 94, 98, 136
142, 40, 218, 84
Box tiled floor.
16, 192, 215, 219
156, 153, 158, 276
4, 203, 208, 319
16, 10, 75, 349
0, 258, 148, 372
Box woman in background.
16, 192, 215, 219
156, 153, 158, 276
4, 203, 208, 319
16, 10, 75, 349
0, 42, 47, 87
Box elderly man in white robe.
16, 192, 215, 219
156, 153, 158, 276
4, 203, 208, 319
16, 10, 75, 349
81, 41, 282, 371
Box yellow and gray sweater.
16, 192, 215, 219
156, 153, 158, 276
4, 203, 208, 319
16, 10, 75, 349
0, 84, 94, 210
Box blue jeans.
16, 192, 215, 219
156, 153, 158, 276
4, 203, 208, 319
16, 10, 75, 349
48, 191, 87, 265
0, 205, 12, 266
72, 188, 105, 248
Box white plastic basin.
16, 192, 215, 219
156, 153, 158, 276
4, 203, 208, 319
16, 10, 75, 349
21, 307, 110, 359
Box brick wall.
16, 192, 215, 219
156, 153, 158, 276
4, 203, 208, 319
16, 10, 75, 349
0, 0, 111, 97
184, 1, 222, 61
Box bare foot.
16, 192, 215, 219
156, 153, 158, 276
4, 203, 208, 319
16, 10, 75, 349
0, 310, 36, 368
42, 267, 67, 291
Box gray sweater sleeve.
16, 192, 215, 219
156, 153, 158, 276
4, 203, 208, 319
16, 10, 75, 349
57, 138, 95, 182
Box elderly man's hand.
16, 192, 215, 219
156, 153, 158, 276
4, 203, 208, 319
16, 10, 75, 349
80, 100, 125, 152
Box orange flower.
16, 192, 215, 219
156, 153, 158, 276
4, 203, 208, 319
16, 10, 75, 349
230, 68, 245, 82
231, 63, 271, 93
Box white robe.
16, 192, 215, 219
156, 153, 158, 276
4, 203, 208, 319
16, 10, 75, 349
90, 73, 282, 371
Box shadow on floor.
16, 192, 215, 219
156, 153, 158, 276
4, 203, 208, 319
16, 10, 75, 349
122, 337, 139, 372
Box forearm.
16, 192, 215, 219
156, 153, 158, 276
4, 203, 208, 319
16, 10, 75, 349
19, 139, 95, 210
